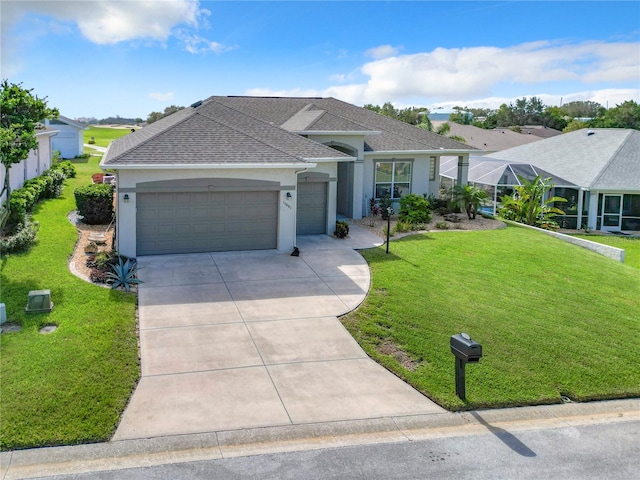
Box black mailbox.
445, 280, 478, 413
450, 333, 482, 363
450, 333, 482, 400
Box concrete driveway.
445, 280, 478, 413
114, 225, 443, 441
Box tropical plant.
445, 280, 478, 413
380, 195, 393, 219
106, 256, 142, 292
398, 193, 431, 224
450, 185, 489, 219
334, 220, 349, 239
498, 175, 567, 229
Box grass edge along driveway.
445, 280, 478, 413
341, 225, 640, 411
0, 157, 139, 451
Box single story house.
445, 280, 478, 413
100, 96, 475, 257
445, 128, 639, 232
0, 125, 57, 205
44, 115, 87, 158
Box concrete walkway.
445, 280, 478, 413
113, 224, 443, 441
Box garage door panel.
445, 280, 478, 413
296, 182, 327, 235
137, 190, 278, 255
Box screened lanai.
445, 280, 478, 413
440, 156, 579, 222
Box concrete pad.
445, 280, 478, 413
212, 251, 317, 283
247, 317, 367, 364
322, 274, 370, 311
302, 249, 370, 278
140, 324, 263, 376
137, 253, 216, 269
113, 367, 292, 440
138, 264, 223, 288
268, 358, 444, 424
138, 283, 242, 329
227, 278, 348, 321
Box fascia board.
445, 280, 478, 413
100, 162, 318, 170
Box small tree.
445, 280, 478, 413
1, 80, 59, 229
451, 185, 489, 219
499, 175, 566, 229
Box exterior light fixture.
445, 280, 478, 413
286, 192, 292, 199
123, 194, 130, 203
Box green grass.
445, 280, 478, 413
342, 225, 640, 411
571, 234, 640, 269
0, 157, 139, 451
84, 126, 132, 148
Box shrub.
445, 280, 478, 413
107, 256, 142, 292
380, 195, 393, 219
0, 217, 39, 254
74, 184, 114, 224
398, 193, 431, 224
394, 219, 411, 233
41, 169, 65, 198
435, 221, 450, 230
334, 220, 350, 238
52, 160, 77, 178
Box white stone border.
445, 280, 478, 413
504, 220, 625, 263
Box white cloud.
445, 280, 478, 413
149, 92, 175, 102
176, 31, 237, 54
2, 0, 232, 61
298, 40, 640, 108
365, 44, 401, 60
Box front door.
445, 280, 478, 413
601, 194, 622, 231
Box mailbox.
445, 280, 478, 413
450, 333, 482, 363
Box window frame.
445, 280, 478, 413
374, 160, 413, 200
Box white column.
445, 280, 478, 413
456, 154, 469, 186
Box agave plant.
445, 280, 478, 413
106, 256, 142, 292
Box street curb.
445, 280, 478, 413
2, 398, 638, 479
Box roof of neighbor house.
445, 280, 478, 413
440, 156, 576, 187
46, 115, 87, 130
519, 125, 563, 138
431, 121, 542, 151
484, 128, 640, 190
103, 96, 474, 167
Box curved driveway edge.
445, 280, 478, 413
113, 225, 444, 441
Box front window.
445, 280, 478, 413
375, 161, 411, 199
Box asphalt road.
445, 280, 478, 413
34, 419, 639, 480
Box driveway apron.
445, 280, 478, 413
114, 225, 443, 440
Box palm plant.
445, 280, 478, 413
499, 175, 567, 229
450, 185, 489, 219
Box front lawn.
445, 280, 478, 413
571, 234, 640, 269
0, 157, 139, 451
342, 226, 640, 410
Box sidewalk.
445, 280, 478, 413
1, 399, 638, 479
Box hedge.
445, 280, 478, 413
74, 184, 114, 225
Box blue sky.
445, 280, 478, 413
2, 1, 639, 120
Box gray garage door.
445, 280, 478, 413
296, 182, 327, 235
137, 191, 278, 255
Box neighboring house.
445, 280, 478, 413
101, 96, 475, 257
427, 108, 473, 122
432, 121, 542, 152
44, 115, 87, 158
519, 125, 563, 138
451, 129, 639, 232
0, 126, 57, 205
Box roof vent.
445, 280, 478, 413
190, 100, 203, 108
587, 130, 595, 136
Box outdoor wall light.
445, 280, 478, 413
286, 192, 292, 199
123, 194, 130, 203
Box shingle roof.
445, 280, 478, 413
431, 121, 541, 151
215, 96, 476, 151
103, 99, 351, 166
103, 96, 477, 167
486, 128, 640, 190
